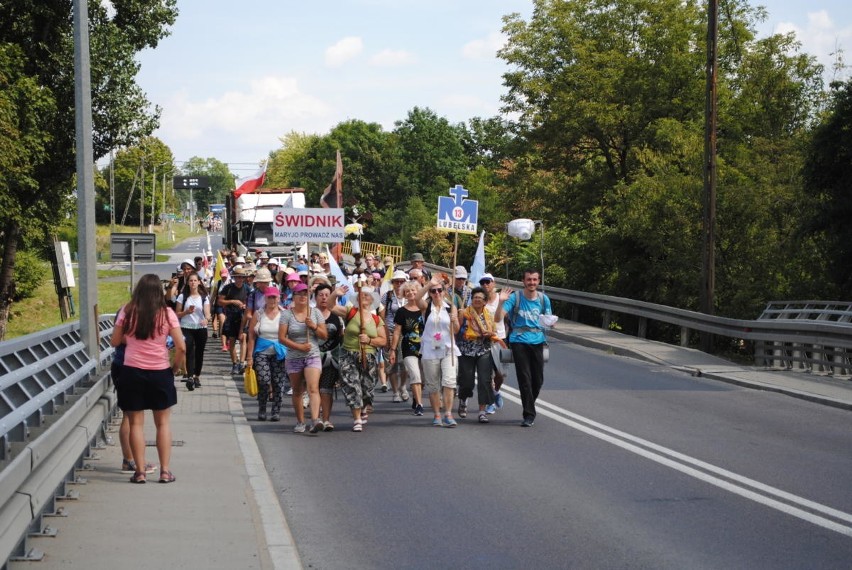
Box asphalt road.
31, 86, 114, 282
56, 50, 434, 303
245, 336, 852, 569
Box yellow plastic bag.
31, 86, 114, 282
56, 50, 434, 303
244, 367, 258, 397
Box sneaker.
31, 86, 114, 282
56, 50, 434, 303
478, 413, 489, 423
257, 412, 267, 421
231, 363, 240, 375
432, 417, 442, 426
185, 377, 194, 391
457, 402, 467, 418
412, 398, 418, 410
309, 420, 324, 434
392, 393, 402, 403
285, 387, 293, 396
495, 392, 505, 409
221, 345, 230, 352
442, 416, 458, 428
380, 383, 389, 393
193, 376, 201, 388
485, 404, 497, 415
323, 421, 335, 432
239, 361, 247, 373
212, 331, 219, 339
414, 404, 424, 416
269, 413, 280, 422
302, 392, 310, 408
400, 388, 410, 402
293, 422, 307, 433
521, 418, 535, 428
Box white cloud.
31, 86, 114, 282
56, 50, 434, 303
325, 36, 364, 68
369, 49, 416, 67
461, 31, 507, 60
774, 10, 852, 80
155, 75, 332, 162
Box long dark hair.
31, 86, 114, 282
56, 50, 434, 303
179, 271, 209, 301
123, 274, 170, 340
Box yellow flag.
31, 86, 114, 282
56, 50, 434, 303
213, 250, 225, 283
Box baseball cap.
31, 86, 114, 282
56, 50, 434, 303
286, 272, 301, 282
291, 282, 309, 293
263, 286, 280, 297
479, 273, 495, 283
454, 266, 468, 279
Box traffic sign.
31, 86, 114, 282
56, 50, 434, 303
173, 176, 211, 189
437, 184, 478, 234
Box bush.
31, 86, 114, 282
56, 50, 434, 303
12, 249, 47, 301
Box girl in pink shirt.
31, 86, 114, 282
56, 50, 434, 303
111, 274, 186, 484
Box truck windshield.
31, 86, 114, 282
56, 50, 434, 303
240, 223, 274, 245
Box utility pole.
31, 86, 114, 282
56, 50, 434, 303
700, 0, 718, 352
73, 0, 98, 359
109, 149, 115, 232
139, 154, 145, 233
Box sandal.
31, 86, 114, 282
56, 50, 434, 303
159, 470, 176, 484
351, 420, 363, 432
130, 471, 146, 484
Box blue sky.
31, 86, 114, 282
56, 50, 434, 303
133, 0, 851, 174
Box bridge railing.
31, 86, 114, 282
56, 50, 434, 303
420, 263, 852, 377
0, 316, 117, 565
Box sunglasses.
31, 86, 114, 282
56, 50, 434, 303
430, 288, 444, 294
480, 279, 493, 284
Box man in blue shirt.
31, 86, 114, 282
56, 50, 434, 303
495, 269, 552, 427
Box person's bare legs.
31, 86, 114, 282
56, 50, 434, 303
120, 414, 132, 464
152, 408, 172, 474
126, 410, 146, 473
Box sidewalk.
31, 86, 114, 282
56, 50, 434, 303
548, 319, 852, 411
10, 345, 301, 570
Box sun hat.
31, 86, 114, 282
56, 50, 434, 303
254, 268, 272, 282
392, 270, 408, 281
179, 258, 194, 270
267, 258, 279, 267
371, 272, 381, 280
410, 252, 424, 262
286, 272, 301, 282
454, 266, 468, 279
291, 282, 309, 293
233, 267, 248, 277
235, 256, 246, 263
258, 251, 269, 260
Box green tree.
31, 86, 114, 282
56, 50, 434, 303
179, 156, 235, 214
0, 0, 177, 338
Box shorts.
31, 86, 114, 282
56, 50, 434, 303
214, 306, 224, 315
222, 313, 243, 338
114, 366, 177, 411
403, 355, 423, 385
285, 355, 322, 375
421, 356, 457, 393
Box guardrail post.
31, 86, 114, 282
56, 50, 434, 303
680, 326, 690, 347
601, 310, 611, 331
637, 317, 647, 339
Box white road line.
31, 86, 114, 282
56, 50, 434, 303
500, 386, 852, 537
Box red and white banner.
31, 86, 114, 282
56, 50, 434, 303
233, 164, 267, 198
273, 208, 345, 243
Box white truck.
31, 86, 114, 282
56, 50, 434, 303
223, 187, 306, 258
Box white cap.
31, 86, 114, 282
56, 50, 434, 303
454, 265, 468, 279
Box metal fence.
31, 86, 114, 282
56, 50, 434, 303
1, 316, 117, 566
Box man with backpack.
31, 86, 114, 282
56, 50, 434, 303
495, 269, 553, 427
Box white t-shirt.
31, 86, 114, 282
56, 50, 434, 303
176, 293, 209, 329
485, 295, 507, 339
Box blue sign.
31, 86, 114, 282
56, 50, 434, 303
437, 184, 478, 235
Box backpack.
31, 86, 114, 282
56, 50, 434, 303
506, 291, 546, 335
346, 307, 381, 327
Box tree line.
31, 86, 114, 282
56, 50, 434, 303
1, 0, 850, 341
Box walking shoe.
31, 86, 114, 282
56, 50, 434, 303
521, 418, 535, 427
432, 417, 442, 426
309, 420, 324, 434
231, 363, 240, 375
193, 376, 201, 388
457, 402, 467, 418
323, 421, 335, 432
239, 361, 247, 373
302, 392, 310, 408
478, 412, 489, 423
221, 345, 229, 352
400, 388, 410, 402
185, 377, 194, 391
485, 404, 497, 415
380, 383, 389, 392
412, 398, 418, 410
212, 331, 219, 339
257, 412, 267, 421
293, 422, 307, 433
414, 404, 424, 416
285, 387, 293, 396
494, 392, 504, 409
442, 416, 458, 428
392, 393, 402, 403
269, 413, 280, 422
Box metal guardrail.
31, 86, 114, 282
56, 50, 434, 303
1, 316, 117, 567
419, 263, 852, 376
